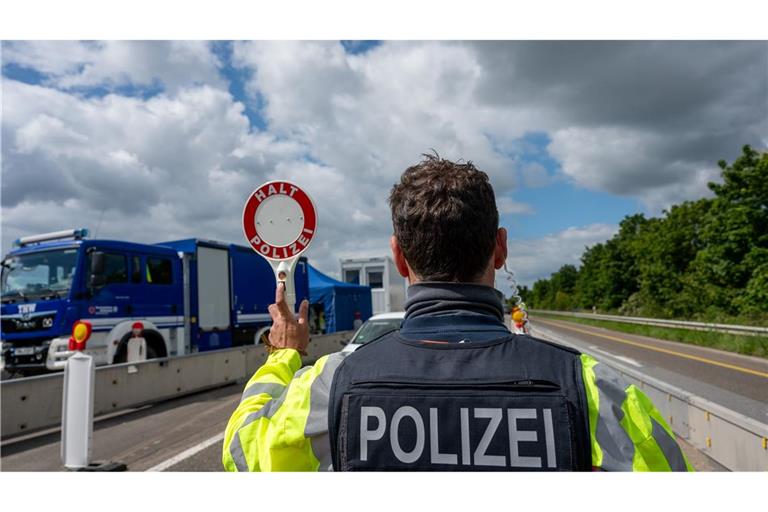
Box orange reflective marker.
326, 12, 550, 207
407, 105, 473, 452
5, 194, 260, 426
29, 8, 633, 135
69, 320, 92, 351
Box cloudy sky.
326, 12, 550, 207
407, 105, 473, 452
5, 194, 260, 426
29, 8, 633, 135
1, 41, 766, 292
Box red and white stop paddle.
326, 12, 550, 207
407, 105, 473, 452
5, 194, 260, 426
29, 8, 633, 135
242, 181, 317, 312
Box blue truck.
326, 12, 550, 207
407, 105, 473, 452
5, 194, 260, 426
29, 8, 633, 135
0, 229, 308, 376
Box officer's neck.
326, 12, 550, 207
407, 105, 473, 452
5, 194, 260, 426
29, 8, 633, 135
405, 264, 496, 287
403, 281, 505, 322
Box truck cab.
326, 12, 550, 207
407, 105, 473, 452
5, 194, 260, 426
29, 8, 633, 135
1, 229, 181, 375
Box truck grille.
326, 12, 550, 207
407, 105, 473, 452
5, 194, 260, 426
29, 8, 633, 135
1, 314, 56, 333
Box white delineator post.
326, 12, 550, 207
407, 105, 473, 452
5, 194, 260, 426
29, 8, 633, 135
127, 322, 147, 363
61, 351, 95, 469
242, 180, 317, 313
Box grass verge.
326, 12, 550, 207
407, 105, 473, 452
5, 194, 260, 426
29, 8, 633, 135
532, 313, 768, 359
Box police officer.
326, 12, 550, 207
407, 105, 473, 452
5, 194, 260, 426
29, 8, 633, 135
223, 154, 693, 472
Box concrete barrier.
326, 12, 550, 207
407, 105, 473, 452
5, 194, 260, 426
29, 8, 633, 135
1, 331, 353, 439
533, 325, 768, 471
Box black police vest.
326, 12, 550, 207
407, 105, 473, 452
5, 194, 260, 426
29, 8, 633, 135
328, 332, 592, 471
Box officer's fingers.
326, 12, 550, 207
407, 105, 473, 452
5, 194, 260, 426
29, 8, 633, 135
267, 303, 280, 322
274, 282, 295, 319
275, 281, 285, 305
297, 299, 309, 325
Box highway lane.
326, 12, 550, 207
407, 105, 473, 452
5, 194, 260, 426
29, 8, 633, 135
158, 426, 724, 471
530, 317, 768, 424
1, 384, 240, 471
1, 349, 726, 472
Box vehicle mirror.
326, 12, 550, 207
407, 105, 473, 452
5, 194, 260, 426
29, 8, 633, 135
89, 252, 107, 288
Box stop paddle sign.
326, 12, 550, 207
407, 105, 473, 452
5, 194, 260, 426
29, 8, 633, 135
242, 181, 317, 311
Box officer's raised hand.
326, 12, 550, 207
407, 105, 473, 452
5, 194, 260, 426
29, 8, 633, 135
267, 282, 310, 356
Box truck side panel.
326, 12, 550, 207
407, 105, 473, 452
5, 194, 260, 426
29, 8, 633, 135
229, 245, 309, 324
195, 245, 232, 351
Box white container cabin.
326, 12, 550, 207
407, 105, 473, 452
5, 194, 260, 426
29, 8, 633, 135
339, 256, 406, 314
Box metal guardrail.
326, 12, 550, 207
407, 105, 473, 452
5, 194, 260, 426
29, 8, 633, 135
0, 331, 352, 439
533, 324, 768, 471
531, 309, 768, 336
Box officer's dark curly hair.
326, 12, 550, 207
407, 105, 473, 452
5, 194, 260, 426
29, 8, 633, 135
388, 153, 499, 282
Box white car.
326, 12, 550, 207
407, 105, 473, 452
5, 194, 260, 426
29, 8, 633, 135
341, 312, 405, 353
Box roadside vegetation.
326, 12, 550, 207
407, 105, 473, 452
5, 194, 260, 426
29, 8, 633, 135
532, 312, 768, 359
512, 145, 768, 326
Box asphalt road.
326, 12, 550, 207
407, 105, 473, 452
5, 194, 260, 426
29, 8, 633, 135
1, 378, 723, 471
1, 384, 240, 472
1, 340, 728, 472
530, 317, 768, 423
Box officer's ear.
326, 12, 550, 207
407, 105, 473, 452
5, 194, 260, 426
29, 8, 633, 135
493, 227, 508, 270
390, 235, 411, 278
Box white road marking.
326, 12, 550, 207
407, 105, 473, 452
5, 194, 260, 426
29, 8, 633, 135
146, 431, 225, 472
613, 355, 643, 368
588, 345, 643, 368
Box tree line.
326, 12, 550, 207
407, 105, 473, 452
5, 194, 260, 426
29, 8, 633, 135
521, 145, 767, 322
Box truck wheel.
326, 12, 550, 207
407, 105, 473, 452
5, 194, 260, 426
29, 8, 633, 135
113, 332, 161, 364
255, 326, 271, 345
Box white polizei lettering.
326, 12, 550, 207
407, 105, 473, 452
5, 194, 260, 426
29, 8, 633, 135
289, 186, 298, 197
302, 228, 314, 234
259, 245, 270, 255
278, 182, 287, 194
390, 406, 425, 463
543, 408, 557, 468
268, 184, 277, 195
297, 235, 310, 247
508, 408, 542, 468
289, 243, 298, 255
460, 407, 471, 465
255, 189, 266, 202
249, 235, 262, 245
429, 408, 458, 465
473, 408, 506, 467
360, 407, 386, 462
282, 247, 288, 259
271, 247, 279, 259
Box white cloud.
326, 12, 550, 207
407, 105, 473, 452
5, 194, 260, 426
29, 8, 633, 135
496, 196, 534, 215
548, 126, 722, 211
3, 41, 223, 94
520, 161, 555, 188
2, 40, 765, 285
502, 223, 618, 288
0, 79, 304, 255
233, 41, 519, 193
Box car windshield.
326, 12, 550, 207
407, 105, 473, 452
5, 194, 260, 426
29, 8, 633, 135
351, 318, 402, 345
1, 248, 79, 301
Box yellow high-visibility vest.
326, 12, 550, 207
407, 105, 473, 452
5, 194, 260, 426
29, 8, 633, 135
222, 350, 693, 472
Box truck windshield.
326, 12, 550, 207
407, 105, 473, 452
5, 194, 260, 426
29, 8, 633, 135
1, 248, 79, 301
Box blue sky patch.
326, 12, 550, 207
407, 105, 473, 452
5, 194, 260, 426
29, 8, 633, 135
211, 41, 268, 132
68, 80, 165, 100
2, 62, 47, 85
503, 181, 640, 240
493, 131, 639, 239
341, 40, 382, 55
2, 61, 166, 100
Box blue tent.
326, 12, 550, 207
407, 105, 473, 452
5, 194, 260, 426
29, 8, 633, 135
308, 264, 372, 333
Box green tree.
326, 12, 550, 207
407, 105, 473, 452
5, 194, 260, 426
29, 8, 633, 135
687, 146, 768, 316
633, 199, 711, 318
530, 145, 767, 322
